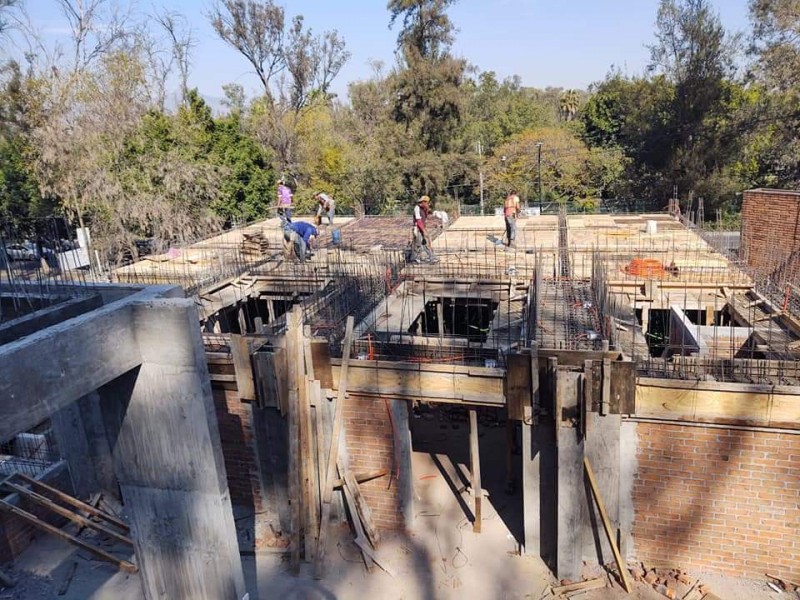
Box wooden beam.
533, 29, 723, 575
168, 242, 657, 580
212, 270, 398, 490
330, 360, 505, 406
230, 334, 255, 401
331, 470, 387, 489
338, 466, 374, 572
0, 498, 137, 573
505, 353, 530, 421
314, 316, 355, 579
635, 380, 800, 430
285, 309, 302, 572
14, 473, 129, 532
469, 409, 482, 534
342, 468, 380, 549
1, 481, 132, 546
584, 457, 632, 594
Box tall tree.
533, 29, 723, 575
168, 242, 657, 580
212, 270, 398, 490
388, 0, 467, 197
647, 0, 741, 205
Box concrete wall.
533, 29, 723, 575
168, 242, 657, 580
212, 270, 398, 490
632, 421, 800, 579
742, 188, 800, 280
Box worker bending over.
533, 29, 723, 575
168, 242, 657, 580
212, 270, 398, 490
284, 221, 318, 262
315, 192, 335, 226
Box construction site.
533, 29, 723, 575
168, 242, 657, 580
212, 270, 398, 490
1, 187, 799, 600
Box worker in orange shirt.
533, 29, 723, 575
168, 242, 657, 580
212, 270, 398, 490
504, 190, 520, 247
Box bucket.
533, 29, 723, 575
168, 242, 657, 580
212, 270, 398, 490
645, 220, 658, 234
331, 228, 342, 245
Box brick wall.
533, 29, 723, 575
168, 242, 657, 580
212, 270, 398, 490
343, 395, 404, 532
742, 189, 800, 281
212, 388, 263, 513
633, 422, 800, 579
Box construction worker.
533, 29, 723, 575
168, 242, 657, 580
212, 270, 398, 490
276, 179, 293, 224
283, 221, 318, 262
504, 190, 520, 247
411, 195, 436, 263
315, 192, 335, 226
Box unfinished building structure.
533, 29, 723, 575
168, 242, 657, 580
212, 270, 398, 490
2, 188, 800, 597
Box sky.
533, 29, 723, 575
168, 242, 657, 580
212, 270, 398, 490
9, 0, 753, 106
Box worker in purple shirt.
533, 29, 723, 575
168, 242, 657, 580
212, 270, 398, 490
277, 179, 293, 224
283, 221, 318, 262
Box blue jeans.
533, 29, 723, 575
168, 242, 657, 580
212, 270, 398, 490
279, 207, 293, 224
505, 216, 516, 246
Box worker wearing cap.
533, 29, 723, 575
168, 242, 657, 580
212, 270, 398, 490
283, 220, 318, 262
411, 195, 436, 263
315, 192, 335, 226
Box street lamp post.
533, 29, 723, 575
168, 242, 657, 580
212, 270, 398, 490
535, 142, 543, 211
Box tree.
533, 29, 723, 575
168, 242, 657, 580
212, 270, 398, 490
388, 0, 468, 199
559, 89, 580, 121
749, 0, 800, 91
210, 0, 349, 175
210, 0, 348, 107
483, 127, 625, 207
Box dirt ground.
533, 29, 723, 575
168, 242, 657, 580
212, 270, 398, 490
0, 410, 783, 599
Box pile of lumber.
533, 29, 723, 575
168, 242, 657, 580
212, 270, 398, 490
0, 474, 136, 574
242, 232, 270, 257
282, 308, 390, 577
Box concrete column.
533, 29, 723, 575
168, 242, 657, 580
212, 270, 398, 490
51, 391, 117, 500
100, 298, 246, 600
390, 399, 414, 530
556, 370, 586, 582
51, 398, 97, 500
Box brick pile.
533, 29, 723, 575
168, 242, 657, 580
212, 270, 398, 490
633, 422, 800, 579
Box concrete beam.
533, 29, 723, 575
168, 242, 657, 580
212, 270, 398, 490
0, 302, 141, 442
0, 294, 103, 345
100, 298, 245, 600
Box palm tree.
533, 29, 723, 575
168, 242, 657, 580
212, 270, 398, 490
559, 89, 580, 121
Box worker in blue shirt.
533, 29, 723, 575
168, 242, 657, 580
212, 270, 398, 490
283, 221, 318, 262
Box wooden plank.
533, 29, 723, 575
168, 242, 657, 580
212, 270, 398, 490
300, 377, 317, 562
506, 353, 530, 421
552, 577, 606, 594
314, 316, 355, 578
0, 499, 137, 573
285, 309, 302, 572
584, 457, 632, 594
1, 481, 132, 546
310, 340, 333, 389
230, 334, 256, 400
469, 409, 482, 534
308, 380, 322, 558
330, 470, 388, 489
635, 382, 800, 429
339, 467, 375, 572
601, 358, 611, 416
342, 468, 380, 548
14, 473, 129, 532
